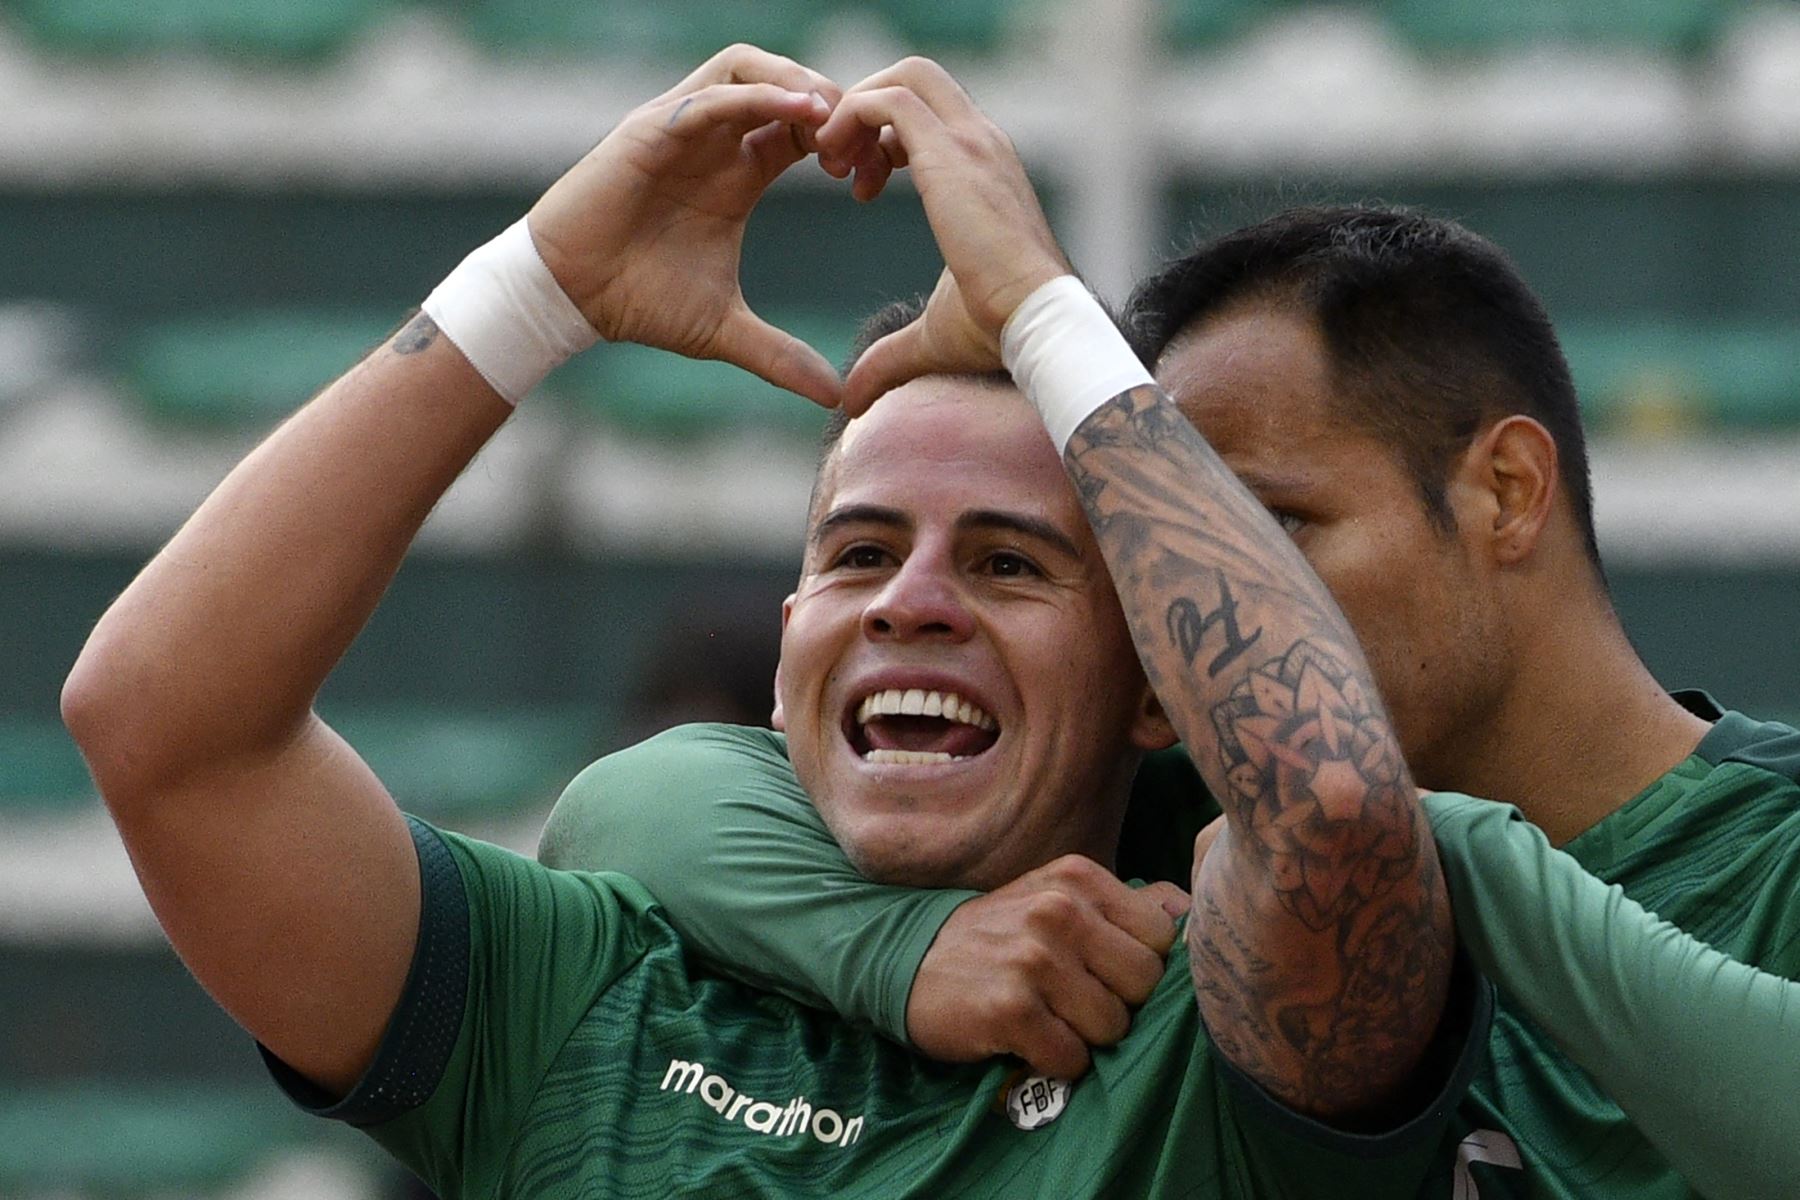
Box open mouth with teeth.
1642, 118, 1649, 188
847, 688, 1001, 765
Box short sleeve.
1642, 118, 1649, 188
263, 816, 665, 1197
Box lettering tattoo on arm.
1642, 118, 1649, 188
1166, 580, 1261, 678
1064, 384, 1451, 1116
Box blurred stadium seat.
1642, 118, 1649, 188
464, 0, 822, 60
1561, 319, 1800, 433
554, 310, 852, 437
120, 310, 396, 428
1383, 0, 1729, 55
871, 0, 1029, 53
6, 0, 393, 59
0, 1083, 311, 1195
0, 716, 95, 813
1161, 0, 1266, 50
327, 703, 612, 819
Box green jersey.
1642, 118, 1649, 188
544, 694, 1800, 1199
1439, 695, 1800, 1199
267, 815, 1489, 1198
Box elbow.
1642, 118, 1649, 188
62, 634, 144, 807
61, 628, 188, 812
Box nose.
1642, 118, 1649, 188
863, 550, 976, 642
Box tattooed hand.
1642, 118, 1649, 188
525, 45, 844, 407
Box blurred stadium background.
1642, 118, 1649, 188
2, 0, 1799, 1195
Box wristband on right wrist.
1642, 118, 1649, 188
419, 218, 600, 405
999, 275, 1155, 455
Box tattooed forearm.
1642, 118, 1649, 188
1211, 640, 1415, 931
1064, 384, 1451, 1116
390, 312, 441, 356
1196, 853, 1453, 1112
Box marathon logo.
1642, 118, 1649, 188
659, 1058, 864, 1147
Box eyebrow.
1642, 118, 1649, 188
811, 504, 908, 547
1230, 467, 1314, 498
811, 504, 1086, 561
958, 509, 1085, 561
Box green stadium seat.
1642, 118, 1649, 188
121, 310, 395, 429
1383, 0, 1728, 56
1559, 319, 1800, 433
554, 310, 853, 438
0, 716, 96, 812
465, 0, 821, 61
872, 0, 1026, 53
7, 0, 390, 60
1162, 0, 1267, 50
0, 1083, 311, 1195
0, 706, 607, 819
324, 704, 611, 819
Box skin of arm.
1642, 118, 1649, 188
1426, 792, 1800, 1200
817, 57, 1453, 1118
59, 45, 845, 1098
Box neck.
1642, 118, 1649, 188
1432, 592, 1712, 847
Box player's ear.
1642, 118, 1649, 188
771, 593, 796, 731
1128, 684, 1178, 752
1456, 415, 1556, 567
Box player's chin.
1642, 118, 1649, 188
829, 809, 992, 890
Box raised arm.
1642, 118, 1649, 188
59, 46, 842, 1098
817, 57, 1452, 1118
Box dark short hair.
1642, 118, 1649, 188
807, 296, 1012, 520
1126, 204, 1602, 569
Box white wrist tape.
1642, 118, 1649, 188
420, 218, 599, 405
1000, 275, 1155, 455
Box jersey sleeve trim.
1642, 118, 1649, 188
1209, 944, 1493, 1159
258, 815, 471, 1128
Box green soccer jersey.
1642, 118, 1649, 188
267, 814, 1490, 1198
1433, 694, 1800, 1200
545, 695, 1800, 1199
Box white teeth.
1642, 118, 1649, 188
854, 688, 998, 731
864, 749, 964, 765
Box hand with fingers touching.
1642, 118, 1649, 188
526, 44, 846, 408
811, 56, 1076, 414
906, 854, 1188, 1080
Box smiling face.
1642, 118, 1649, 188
1154, 303, 1510, 788
776, 377, 1171, 890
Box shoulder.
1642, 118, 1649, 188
565, 723, 793, 794
1418, 791, 1522, 843
1696, 707, 1800, 789
541, 724, 810, 870
429, 817, 663, 930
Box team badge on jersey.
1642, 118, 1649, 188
1002, 1073, 1071, 1131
